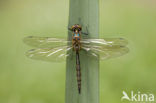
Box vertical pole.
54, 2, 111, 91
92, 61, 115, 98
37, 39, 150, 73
66, 0, 99, 103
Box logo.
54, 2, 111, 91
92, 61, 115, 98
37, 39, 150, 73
121, 91, 155, 102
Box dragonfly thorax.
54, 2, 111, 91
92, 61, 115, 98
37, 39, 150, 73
71, 24, 81, 51
73, 33, 80, 40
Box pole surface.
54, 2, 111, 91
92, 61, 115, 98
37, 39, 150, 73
66, 0, 99, 103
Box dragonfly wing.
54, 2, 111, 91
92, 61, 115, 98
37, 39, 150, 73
81, 43, 129, 60
23, 36, 71, 48
81, 38, 128, 48
25, 46, 73, 62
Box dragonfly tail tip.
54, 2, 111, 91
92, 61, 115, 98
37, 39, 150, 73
78, 88, 81, 94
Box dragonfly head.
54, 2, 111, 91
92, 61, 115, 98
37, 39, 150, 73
71, 24, 82, 33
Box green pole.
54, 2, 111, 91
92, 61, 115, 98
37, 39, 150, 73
66, 0, 99, 103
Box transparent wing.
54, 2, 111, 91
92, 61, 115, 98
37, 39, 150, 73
81, 38, 128, 48
81, 44, 129, 60
23, 36, 71, 48
25, 46, 73, 62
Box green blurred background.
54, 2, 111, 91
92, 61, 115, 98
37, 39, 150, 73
0, 0, 156, 103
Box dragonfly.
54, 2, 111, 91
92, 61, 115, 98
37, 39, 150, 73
23, 24, 129, 94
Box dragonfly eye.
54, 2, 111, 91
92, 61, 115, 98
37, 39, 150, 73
72, 28, 75, 31
71, 25, 82, 32
78, 28, 82, 31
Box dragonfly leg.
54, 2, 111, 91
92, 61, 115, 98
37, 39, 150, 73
68, 27, 72, 31
81, 26, 88, 35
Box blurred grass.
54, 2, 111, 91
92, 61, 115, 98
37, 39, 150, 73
0, 0, 156, 103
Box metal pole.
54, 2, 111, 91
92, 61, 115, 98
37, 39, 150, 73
66, 0, 99, 103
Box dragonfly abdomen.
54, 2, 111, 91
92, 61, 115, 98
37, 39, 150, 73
76, 51, 81, 94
